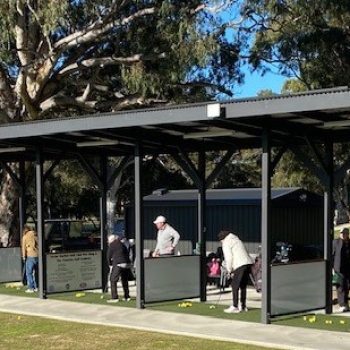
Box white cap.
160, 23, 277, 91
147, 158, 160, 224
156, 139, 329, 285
153, 215, 167, 224
108, 235, 117, 244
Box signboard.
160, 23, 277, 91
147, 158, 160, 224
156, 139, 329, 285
0, 248, 22, 283
46, 250, 102, 293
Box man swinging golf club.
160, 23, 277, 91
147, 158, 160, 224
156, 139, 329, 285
218, 230, 253, 313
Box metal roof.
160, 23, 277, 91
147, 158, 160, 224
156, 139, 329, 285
1, 86, 350, 160
144, 187, 306, 202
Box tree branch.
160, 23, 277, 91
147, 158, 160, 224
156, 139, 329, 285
57, 52, 166, 77
176, 81, 233, 97
15, 0, 29, 67
40, 94, 97, 113
0, 67, 17, 121
31, 7, 156, 103
54, 7, 155, 51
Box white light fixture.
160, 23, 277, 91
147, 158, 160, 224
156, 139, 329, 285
323, 119, 350, 128
76, 140, 119, 147
207, 103, 221, 118
183, 129, 235, 139
0, 147, 26, 153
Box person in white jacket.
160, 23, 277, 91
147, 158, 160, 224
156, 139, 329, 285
218, 230, 253, 313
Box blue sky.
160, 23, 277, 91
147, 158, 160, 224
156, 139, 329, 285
235, 66, 287, 98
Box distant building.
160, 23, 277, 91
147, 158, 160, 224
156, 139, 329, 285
126, 188, 323, 255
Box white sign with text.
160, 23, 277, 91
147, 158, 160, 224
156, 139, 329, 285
46, 250, 102, 293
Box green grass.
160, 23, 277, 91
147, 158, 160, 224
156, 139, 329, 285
148, 301, 261, 322
275, 313, 350, 332
0, 312, 277, 350
2, 283, 350, 333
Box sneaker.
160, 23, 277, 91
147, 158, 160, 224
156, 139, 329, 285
33, 288, 38, 292
224, 306, 240, 314
107, 299, 120, 303
239, 306, 249, 312
123, 298, 131, 302
339, 305, 349, 312
25, 289, 34, 293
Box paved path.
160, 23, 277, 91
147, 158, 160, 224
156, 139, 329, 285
1, 294, 350, 350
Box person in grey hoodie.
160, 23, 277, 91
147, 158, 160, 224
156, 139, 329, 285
218, 230, 253, 313
152, 215, 180, 257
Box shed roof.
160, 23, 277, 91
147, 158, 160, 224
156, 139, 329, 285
144, 187, 312, 202
1, 86, 350, 161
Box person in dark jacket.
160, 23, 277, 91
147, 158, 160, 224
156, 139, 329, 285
333, 227, 350, 312
107, 235, 130, 303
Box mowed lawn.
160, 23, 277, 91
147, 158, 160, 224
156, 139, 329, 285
0, 312, 276, 350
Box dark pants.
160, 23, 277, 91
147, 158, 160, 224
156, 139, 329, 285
110, 265, 130, 300
231, 264, 250, 308
337, 273, 350, 307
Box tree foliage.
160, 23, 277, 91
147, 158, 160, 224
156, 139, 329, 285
245, 0, 350, 88
0, 0, 242, 123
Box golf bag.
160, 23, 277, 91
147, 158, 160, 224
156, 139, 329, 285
250, 255, 262, 293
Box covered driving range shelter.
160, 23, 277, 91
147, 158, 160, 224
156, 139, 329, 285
2, 86, 350, 323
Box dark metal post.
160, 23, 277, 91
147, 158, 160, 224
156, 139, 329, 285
198, 151, 207, 302
19, 161, 26, 233
324, 141, 334, 314
100, 156, 109, 293
35, 150, 46, 299
135, 143, 145, 308
261, 129, 272, 324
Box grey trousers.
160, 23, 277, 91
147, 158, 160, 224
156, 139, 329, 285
337, 273, 350, 307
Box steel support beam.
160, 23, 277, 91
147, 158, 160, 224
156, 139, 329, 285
206, 149, 235, 188
19, 161, 26, 233
171, 152, 201, 188
271, 145, 287, 172
43, 158, 62, 183
198, 151, 207, 302
0, 161, 21, 189
289, 145, 328, 186
77, 153, 104, 189
261, 129, 272, 324
107, 155, 133, 189
135, 143, 145, 309
100, 156, 109, 293
324, 141, 334, 314
35, 149, 46, 299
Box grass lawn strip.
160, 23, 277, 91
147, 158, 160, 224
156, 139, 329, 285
0, 312, 277, 350
1, 283, 350, 333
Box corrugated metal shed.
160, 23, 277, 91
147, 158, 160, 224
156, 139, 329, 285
126, 188, 323, 255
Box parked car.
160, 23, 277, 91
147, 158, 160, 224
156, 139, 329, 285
45, 219, 100, 253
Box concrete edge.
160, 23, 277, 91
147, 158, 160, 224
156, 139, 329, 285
0, 307, 315, 350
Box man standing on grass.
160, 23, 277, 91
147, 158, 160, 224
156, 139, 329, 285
107, 235, 131, 303
333, 227, 350, 312
152, 215, 180, 257
22, 225, 39, 293
218, 230, 253, 314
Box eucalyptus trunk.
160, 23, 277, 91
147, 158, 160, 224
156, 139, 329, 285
0, 173, 19, 247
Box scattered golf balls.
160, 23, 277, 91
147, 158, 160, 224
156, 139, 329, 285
340, 320, 346, 325
75, 292, 86, 298
178, 302, 192, 308
100, 295, 104, 299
